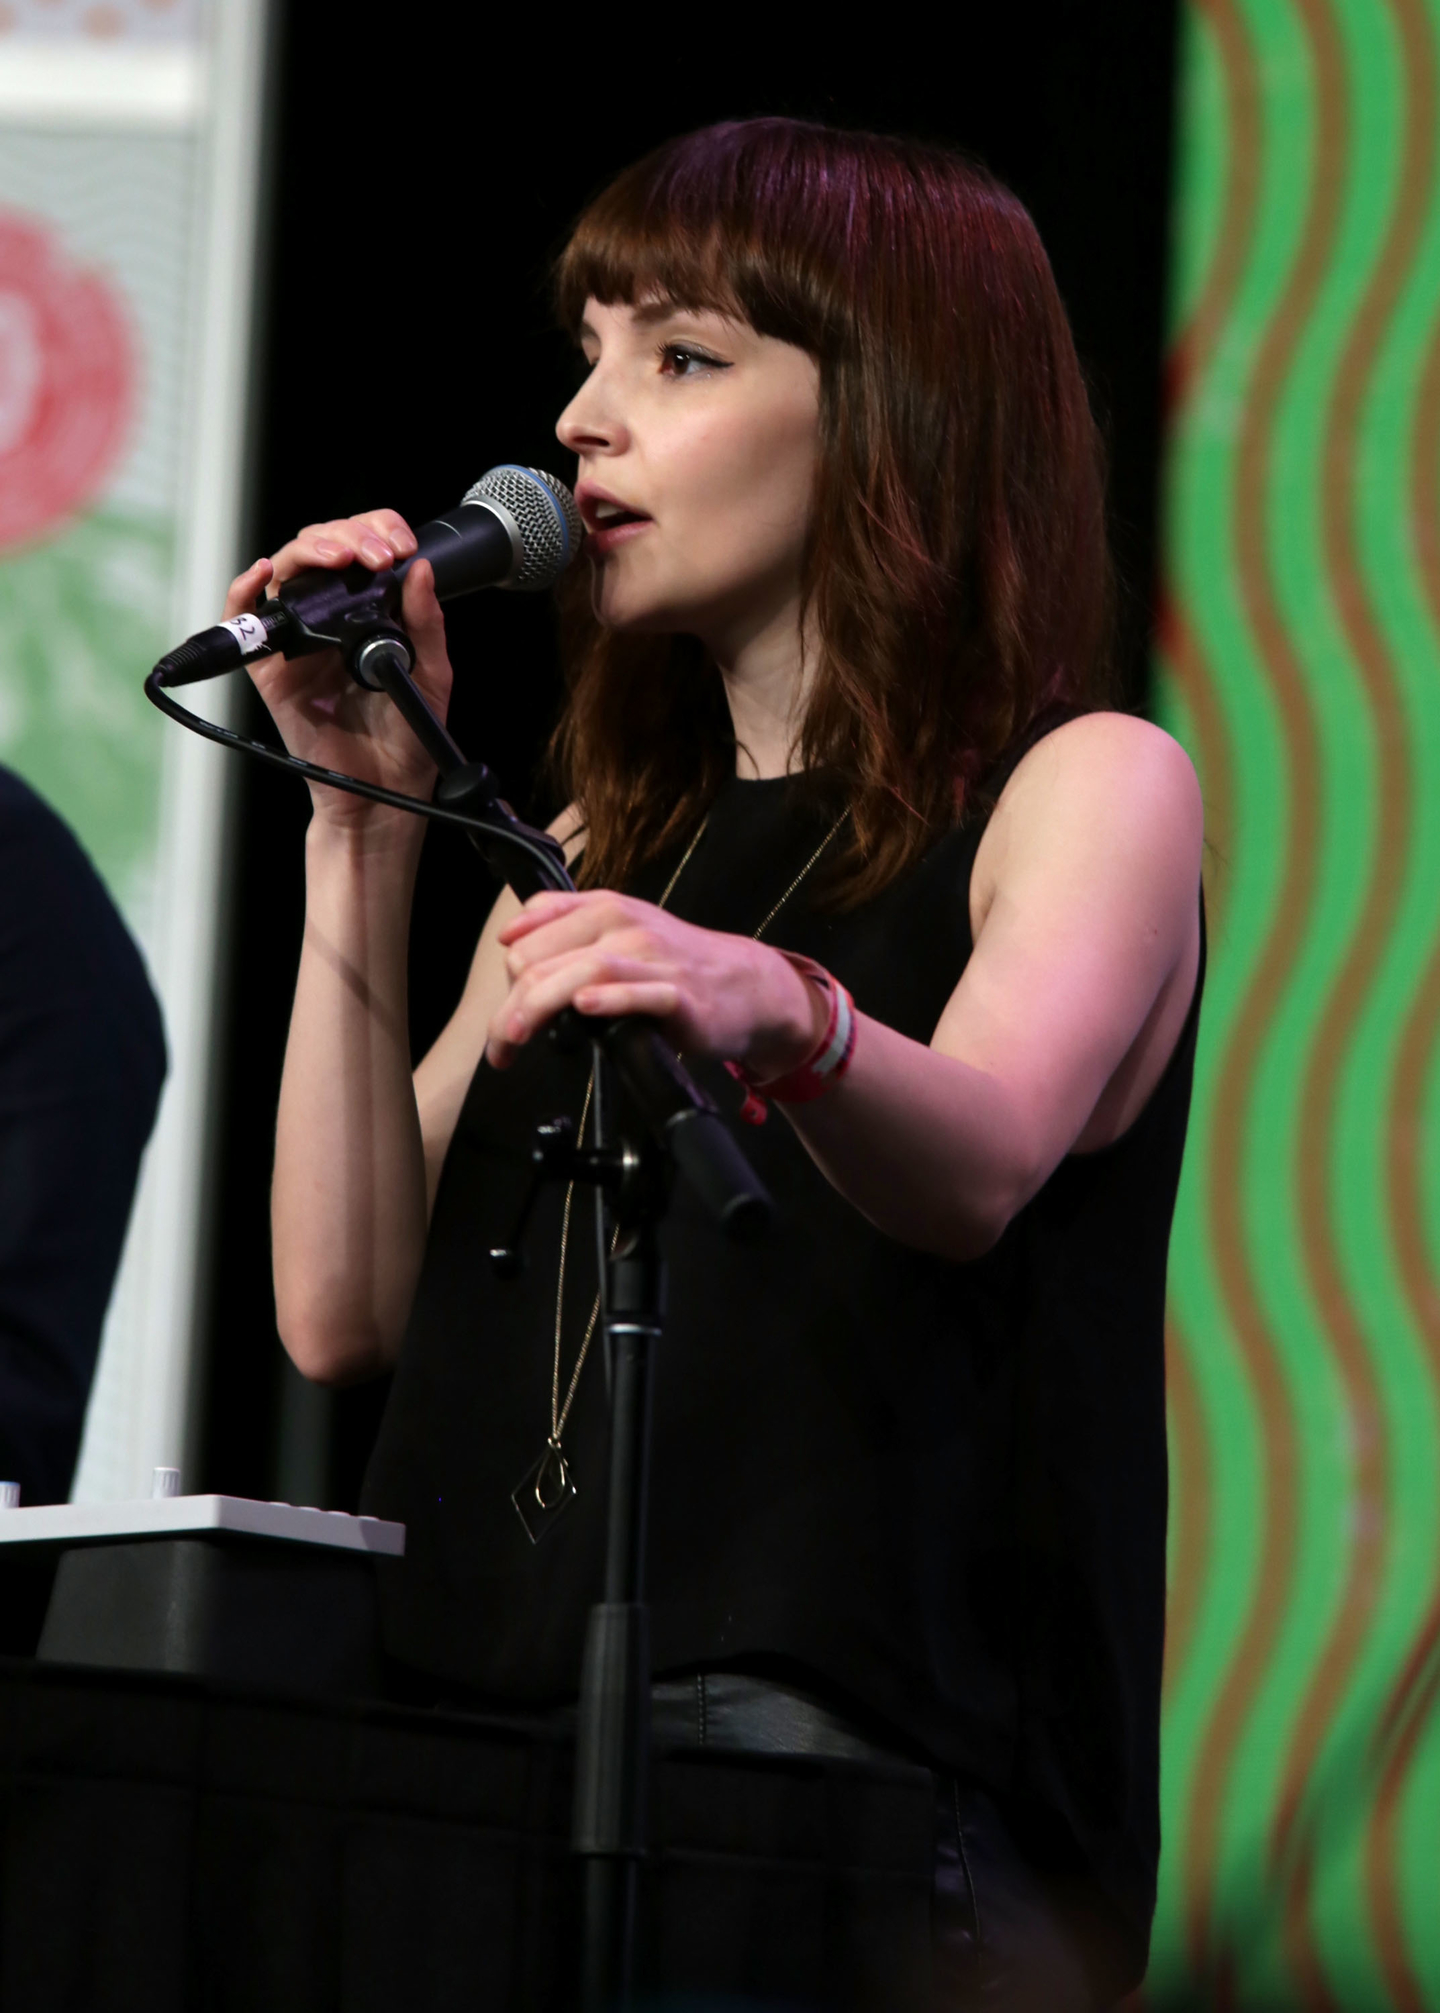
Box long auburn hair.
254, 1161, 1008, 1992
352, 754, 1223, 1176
552, 118, 1115, 904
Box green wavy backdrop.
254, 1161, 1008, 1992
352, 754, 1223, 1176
1151, 1, 1440, 2005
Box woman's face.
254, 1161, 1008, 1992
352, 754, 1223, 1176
555, 298, 821, 653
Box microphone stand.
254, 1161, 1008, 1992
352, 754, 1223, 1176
364, 633, 746, 2009
559, 1096, 668, 2013
148, 619, 771, 2011
485, 1052, 667, 2013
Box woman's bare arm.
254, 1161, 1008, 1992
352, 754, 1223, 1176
274, 804, 583, 1385
272, 814, 431, 1382
234, 503, 521, 1386
780, 715, 1204, 1255
488, 715, 1203, 1263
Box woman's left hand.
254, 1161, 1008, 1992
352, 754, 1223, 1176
489, 891, 823, 1077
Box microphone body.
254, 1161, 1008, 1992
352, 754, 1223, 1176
155, 465, 581, 687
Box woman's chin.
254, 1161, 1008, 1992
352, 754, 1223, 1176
589, 581, 698, 638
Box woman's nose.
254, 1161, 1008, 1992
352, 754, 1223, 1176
556, 369, 625, 456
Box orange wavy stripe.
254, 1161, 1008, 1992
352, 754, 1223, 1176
1273, 6, 1434, 1997
1157, 591, 1236, 927
1285, 1833, 1337, 2013
1165, 1310, 1215, 1700
1183, 0, 1342, 1977
1156, 595, 1232, 1727
1155, 0, 1260, 1754
1388, 309, 1440, 1356
1366, 81, 1440, 2003
1149, 0, 1259, 1827
1168, 0, 1266, 423
1366, 1647, 1440, 2013
1161, 0, 1255, 905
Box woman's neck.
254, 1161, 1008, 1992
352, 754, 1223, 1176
710, 599, 814, 781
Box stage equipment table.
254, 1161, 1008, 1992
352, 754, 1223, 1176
0, 1657, 937, 2012
0, 1495, 405, 1694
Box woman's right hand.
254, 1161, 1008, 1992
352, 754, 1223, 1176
223, 509, 455, 829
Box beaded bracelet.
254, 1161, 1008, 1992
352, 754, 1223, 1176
725, 953, 858, 1126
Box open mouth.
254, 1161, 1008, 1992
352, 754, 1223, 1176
587, 501, 649, 532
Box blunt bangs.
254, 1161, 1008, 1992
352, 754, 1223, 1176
554, 121, 849, 357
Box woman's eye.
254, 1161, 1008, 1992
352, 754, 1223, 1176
659, 342, 730, 378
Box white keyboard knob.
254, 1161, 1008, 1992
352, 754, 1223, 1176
150, 1466, 180, 1500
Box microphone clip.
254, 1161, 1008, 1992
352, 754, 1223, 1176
271, 564, 410, 688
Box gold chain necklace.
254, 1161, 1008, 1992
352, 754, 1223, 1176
511, 800, 850, 1543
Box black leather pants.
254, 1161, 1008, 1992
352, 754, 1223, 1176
650, 1673, 1097, 2013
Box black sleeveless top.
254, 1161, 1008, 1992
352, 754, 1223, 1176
362, 749, 1204, 1980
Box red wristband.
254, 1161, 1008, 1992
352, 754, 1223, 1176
725, 954, 857, 1126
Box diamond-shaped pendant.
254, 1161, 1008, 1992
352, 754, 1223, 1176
511, 1439, 578, 1544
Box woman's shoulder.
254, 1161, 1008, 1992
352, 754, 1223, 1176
972, 710, 1203, 926
1015, 706, 1195, 779
999, 710, 1199, 833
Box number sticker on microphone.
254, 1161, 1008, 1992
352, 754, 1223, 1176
220, 612, 269, 657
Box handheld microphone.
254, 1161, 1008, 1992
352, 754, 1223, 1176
142, 458, 773, 1250
154, 464, 583, 687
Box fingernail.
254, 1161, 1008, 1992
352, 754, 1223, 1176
393, 530, 417, 556
315, 539, 342, 559
361, 538, 391, 567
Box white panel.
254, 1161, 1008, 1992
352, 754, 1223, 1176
0, 0, 268, 1506
0, 1497, 405, 1555
0, 43, 207, 128
65, 0, 270, 1501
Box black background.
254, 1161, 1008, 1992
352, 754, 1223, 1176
196, 1, 1181, 1508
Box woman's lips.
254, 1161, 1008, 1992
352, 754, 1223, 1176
586, 516, 652, 556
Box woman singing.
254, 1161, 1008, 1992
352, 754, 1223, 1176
231, 121, 1203, 2010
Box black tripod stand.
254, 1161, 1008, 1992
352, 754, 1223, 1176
147, 608, 773, 2012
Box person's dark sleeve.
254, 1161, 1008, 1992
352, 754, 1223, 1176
0, 767, 166, 1505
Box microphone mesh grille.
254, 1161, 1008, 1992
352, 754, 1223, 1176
462, 465, 583, 591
